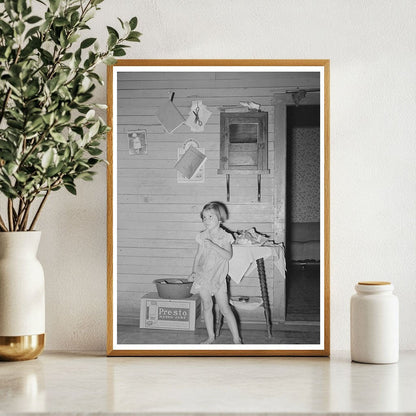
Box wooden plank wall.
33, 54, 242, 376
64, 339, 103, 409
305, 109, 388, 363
116, 71, 320, 325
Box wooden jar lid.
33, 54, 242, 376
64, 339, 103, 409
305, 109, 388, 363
358, 281, 391, 285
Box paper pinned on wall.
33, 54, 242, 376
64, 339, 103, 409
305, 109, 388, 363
174, 143, 207, 180
156, 99, 185, 134
128, 130, 147, 155
184, 100, 212, 132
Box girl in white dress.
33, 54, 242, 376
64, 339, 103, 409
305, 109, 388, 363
189, 202, 241, 344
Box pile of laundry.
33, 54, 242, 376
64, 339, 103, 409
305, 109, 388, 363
233, 227, 277, 246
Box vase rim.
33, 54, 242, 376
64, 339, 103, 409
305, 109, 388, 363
0, 230, 41, 233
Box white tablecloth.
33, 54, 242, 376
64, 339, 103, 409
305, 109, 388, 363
228, 244, 286, 284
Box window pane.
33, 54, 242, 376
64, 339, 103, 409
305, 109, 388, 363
229, 123, 258, 143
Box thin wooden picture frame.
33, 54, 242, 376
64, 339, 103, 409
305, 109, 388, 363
107, 60, 330, 356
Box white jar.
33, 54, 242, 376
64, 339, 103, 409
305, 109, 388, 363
350, 281, 399, 364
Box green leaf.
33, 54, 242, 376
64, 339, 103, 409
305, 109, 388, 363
87, 158, 100, 166
21, 37, 41, 57
0, 141, 14, 152
42, 112, 55, 125
88, 72, 103, 84
48, 76, 60, 92
4, 0, 16, 19
80, 37, 96, 49
106, 26, 119, 39
129, 16, 138, 30
113, 47, 126, 57
64, 183, 77, 195
126, 31, 141, 42
50, 131, 67, 143
85, 109, 95, 120
49, 0, 60, 13
74, 148, 84, 159
5, 162, 18, 176
78, 171, 95, 181
116, 17, 125, 29
76, 160, 90, 169
70, 11, 80, 26
107, 33, 117, 49
87, 147, 102, 156
68, 33, 80, 44
61, 52, 73, 61
7, 119, 24, 129
26, 15, 42, 24
25, 25, 40, 39
75, 93, 93, 104
40, 49, 54, 63
88, 120, 100, 138
0, 20, 13, 35
63, 147, 71, 160
22, 6, 33, 17
16, 21, 25, 35
59, 29, 67, 47
24, 83, 39, 98
103, 56, 117, 65
41, 148, 54, 169
17, 0, 26, 14
25, 117, 44, 133
54, 17, 69, 27
45, 164, 62, 177
14, 171, 28, 183
0, 183, 18, 198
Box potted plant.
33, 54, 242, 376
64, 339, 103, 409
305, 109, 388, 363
0, 0, 140, 360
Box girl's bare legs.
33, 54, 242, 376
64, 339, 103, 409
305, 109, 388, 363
199, 289, 215, 344
215, 288, 242, 344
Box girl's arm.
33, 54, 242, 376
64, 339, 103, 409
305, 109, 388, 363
205, 239, 233, 261
188, 243, 203, 281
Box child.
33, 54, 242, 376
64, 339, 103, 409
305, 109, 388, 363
188, 201, 242, 344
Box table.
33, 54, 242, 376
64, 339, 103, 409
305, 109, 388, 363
1, 351, 415, 414
220, 244, 286, 338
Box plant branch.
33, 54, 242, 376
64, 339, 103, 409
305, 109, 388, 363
29, 189, 50, 231
7, 199, 14, 231
0, 213, 8, 232
15, 198, 30, 231
14, 199, 23, 231
20, 200, 33, 231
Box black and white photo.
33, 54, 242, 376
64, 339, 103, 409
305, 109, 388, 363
107, 60, 330, 356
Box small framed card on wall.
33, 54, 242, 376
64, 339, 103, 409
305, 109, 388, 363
107, 60, 330, 357
128, 130, 147, 155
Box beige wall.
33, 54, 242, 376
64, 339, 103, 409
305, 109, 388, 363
33, 1, 416, 351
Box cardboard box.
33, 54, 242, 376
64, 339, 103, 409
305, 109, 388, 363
140, 293, 201, 331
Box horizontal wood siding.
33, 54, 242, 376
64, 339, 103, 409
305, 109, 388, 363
117, 71, 320, 325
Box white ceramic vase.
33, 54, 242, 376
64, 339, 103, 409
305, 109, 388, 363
0, 231, 45, 361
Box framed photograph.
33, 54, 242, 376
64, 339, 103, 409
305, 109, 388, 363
107, 60, 330, 356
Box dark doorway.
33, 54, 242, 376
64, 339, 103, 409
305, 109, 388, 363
286, 105, 321, 321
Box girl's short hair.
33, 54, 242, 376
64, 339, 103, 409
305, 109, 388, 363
200, 201, 229, 222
